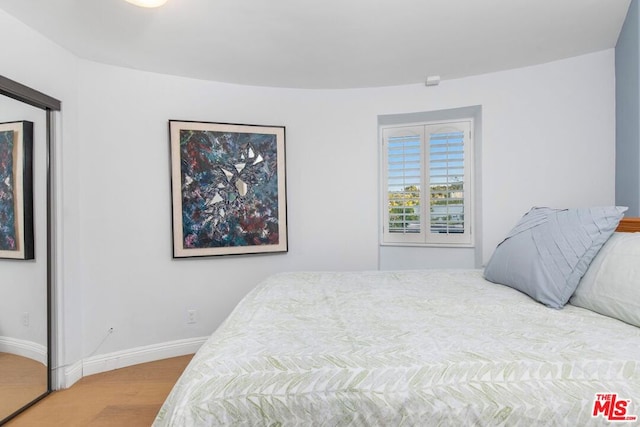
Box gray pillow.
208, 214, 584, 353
483, 206, 627, 308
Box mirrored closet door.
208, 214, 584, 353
0, 75, 59, 424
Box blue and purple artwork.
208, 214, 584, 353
0, 129, 17, 251
178, 127, 282, 251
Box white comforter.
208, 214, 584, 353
154, 270, 640, 426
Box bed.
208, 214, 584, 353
154, 209, 640, 426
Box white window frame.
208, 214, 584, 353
380, 118, 474, 247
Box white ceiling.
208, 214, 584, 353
0, 0, 631, 89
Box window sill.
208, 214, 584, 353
380, 242, 475, 249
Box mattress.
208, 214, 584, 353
154, 270, 640, 426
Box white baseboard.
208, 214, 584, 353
81, 336, 207, 379
50, 359, 82, 389
0, 336, 47, 365
63, 360, 83, 388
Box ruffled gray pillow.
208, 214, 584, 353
484, 206, 627, 308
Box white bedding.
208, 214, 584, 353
154, 270, 640, 426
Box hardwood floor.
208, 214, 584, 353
5, 354, 193, 426
0, 353, 47, 420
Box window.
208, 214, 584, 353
381, 119, 473, 246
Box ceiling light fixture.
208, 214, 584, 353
123, 0, 169, 8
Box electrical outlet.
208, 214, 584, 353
22, 312, 29, 327
187, 309, 197, 324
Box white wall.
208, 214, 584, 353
477, 52, 615, 253
76, 50, 616, 358
76, 63, 383, 355
1, 4, 617, 384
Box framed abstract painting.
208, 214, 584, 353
0, 121, 34, 260
169, 120, 287, 257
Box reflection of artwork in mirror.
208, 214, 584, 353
0, 121, 34, 260
169, 120, 287, 258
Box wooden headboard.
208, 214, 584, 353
616, 217, 640, 232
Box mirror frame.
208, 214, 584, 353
0, 74, 60, 424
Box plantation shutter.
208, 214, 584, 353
426, 122, 470, 243
382, 126, 425, 243
381, 120, 472, 246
